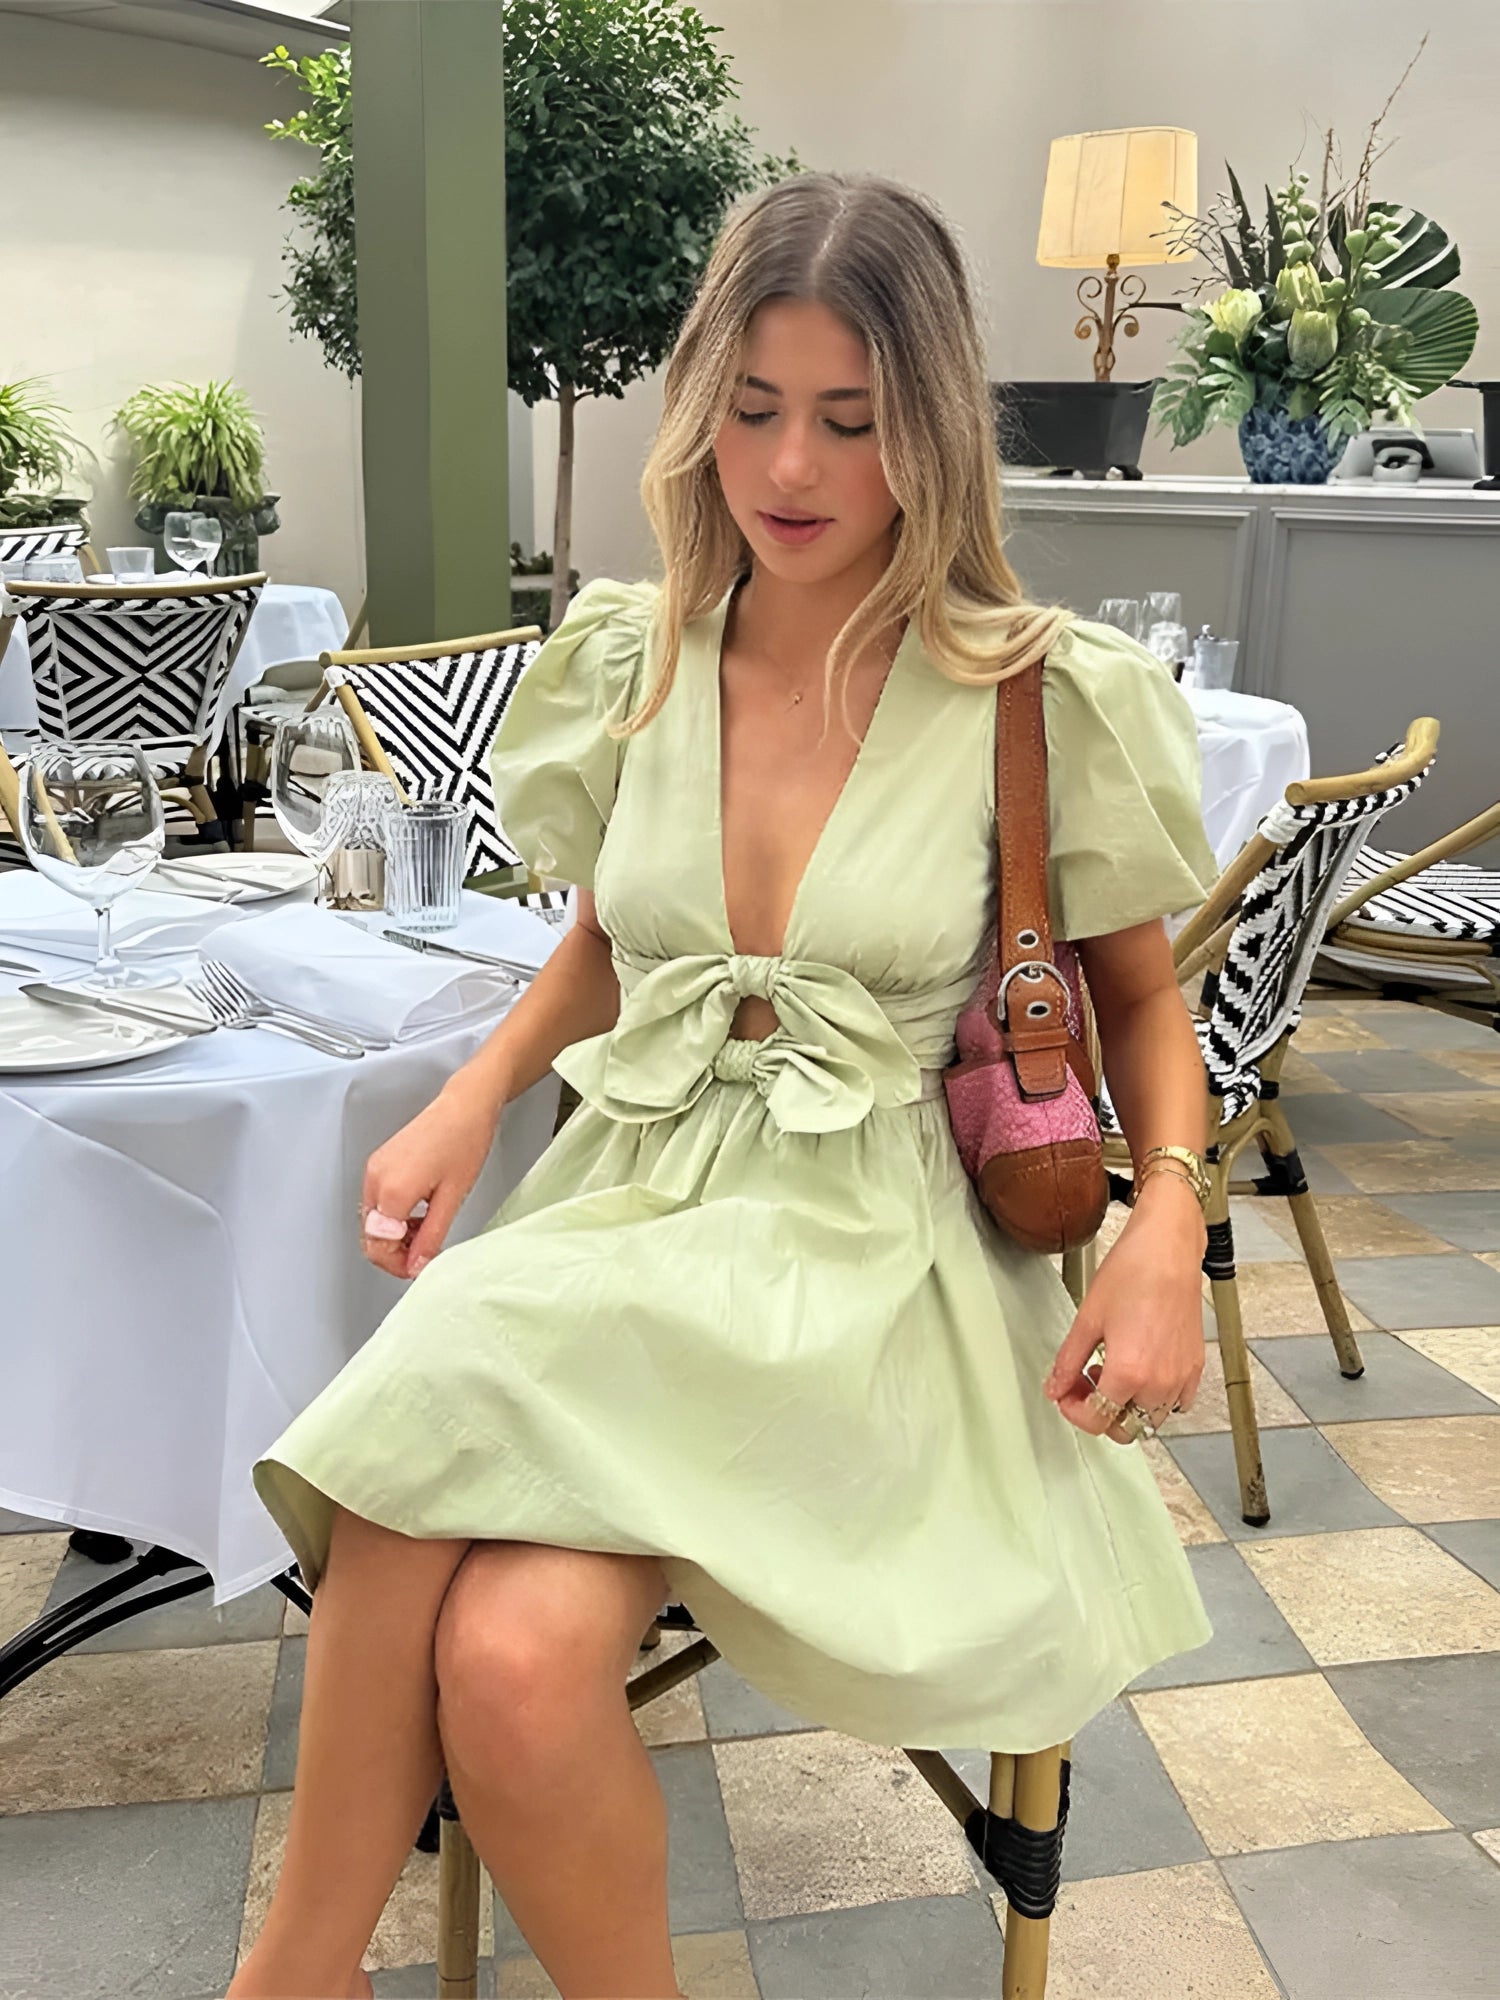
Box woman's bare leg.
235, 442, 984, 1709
435, 1541, 682, 2000
229, 1505, 473, 1999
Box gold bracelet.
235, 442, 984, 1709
1133, 1157, 1209, 1211
1134, 1144, 1210, 1208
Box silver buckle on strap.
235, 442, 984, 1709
998, 958, 1067, 1023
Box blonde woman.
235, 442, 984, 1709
235, 173, 1217, 2000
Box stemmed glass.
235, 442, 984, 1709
17, 742, 171, 992
269, 710, 363, 902
1096, 598, 1143, 640
163, 511, 224, 581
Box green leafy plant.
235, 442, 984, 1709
262, 1, 795, 623
0, 378, 83, 526
1153, 50, 1479, 454
114, 380, 269, 512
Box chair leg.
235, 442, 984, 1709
1256, 1102, 1364, 1377
1059, 1237, 1096, 1307
1204, 1159, 1270, 1527
984, 1744, 1068, 1999
437, 1796, 482, 1999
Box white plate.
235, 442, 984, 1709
0, 992, 192, 1073
148, 853, 318, 903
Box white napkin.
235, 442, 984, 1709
0, 873, 241, 960
208, 904, 521, 1043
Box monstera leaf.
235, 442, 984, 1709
1362, 285, 1479, 397
1363, 203, 1462, 291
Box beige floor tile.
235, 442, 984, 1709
1428, 1048, 1500, 1087
713, 1730, 976, 1918
1258, 1194, 1456, 1260
1029, 1859, 1280, 2000
1238, 1526, 1500, 1665
1206, 1261, 1376, 1338
0, 1532, 68, 1639
1130, 1673, 1449, 1855
283, 1597, 310, 1636
1475, 1828, 1500, 1869
496, 1930, 757, 2000
238, 1790, 495, 1972
1481, 1253, 1500, 1278
1320, 1142, 1500, 1194
1157, 1342, 1307, 1437
1141, 1438, 1227, 1545
629, 1627, 708, 1746
1322, 1415, 1500, 1521
1370, 1093, 1500, 1140
1396, 1328, 1500, 1404
1278, 1050, 1347, 1093
0, 1639, 277, 1814
1287, 1015, 1388, 1052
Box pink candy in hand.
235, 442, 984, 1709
362, 1208, 409, 1241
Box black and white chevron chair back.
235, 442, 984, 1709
1196, 749, 1432, 1116
1336, 844, 1500, 947
325, 639, 542, 881
12, 584, 260, 756
0, 525, 85, 568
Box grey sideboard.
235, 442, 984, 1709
1001, 472, 1500, 861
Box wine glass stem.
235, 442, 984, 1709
94, 905, 125, 982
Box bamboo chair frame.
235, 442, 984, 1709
1061, 717, 1440, 1528
1315, 796, 1500, 1026
0, 574, 268, 848
0, 739, 23, 857
435, 1608, 1071, 1999
306, 624, 546, 892
239, 593, 371, 849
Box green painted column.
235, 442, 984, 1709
351, 0, 510, 645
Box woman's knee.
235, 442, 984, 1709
434, 1545, 662, 1759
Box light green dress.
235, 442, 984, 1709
254, 578, 1220, 1753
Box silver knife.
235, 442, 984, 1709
381, 929, 540, 979
23, 981, 217, 1036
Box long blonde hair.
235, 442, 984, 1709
630, 171, 1071, 731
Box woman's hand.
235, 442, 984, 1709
1043, 1173, 1207, 1443
360, 1084, 503, 1282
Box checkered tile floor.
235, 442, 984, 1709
2, 987, 1498, 1999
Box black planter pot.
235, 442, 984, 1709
992, 381, 1159, 479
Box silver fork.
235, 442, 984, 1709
187, 963, 368, 1059
200, 957, 393, 1051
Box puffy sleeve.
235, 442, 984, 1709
489, 577, 658, 889
1040, 618, 1221, 939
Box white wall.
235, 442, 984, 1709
563, 0, 1500, 584
0, 8, 364, 611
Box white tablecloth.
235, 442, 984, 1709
1183, 685, 1311, 868
0, 887, 558, 1602
0, 580, 348, 739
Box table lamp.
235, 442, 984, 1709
1037, 126, 1198, 380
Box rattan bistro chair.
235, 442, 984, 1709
237, 594, 370, 838
1063, 718, 1440, 1529
0, 574, 265, 849
305, 625, 570, 917
433, 1604, 1071, 2000
1313, 798, 1500, 1030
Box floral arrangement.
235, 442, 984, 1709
1153, 64, 1479, 473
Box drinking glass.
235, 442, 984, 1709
1095, 598, 1143, 640
190, 513, 224, 577
164, 511, 222, 580
16, 741, 170, 992
1144, 620, 1190, 667
107, 546, 155, 582
24, 552, 84, 583
269, 710, 362, 899
383, 799, 469, 931
1192, 637, 1240, 691
1143, 591, 1182, 631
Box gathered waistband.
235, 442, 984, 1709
709, 1037, 946, 1104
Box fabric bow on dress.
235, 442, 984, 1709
556, 952, 924, 1135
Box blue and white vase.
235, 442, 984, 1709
1238, 403, 1337, 484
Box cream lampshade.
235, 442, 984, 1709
1037, 127, 1198, 379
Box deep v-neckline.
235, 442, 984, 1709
708, 587, 917, 961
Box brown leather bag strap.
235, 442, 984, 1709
995, 661, 1070, 1099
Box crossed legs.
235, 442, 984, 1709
228, 1506, 679, 2000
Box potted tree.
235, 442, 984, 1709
113, 380, 280, 574
0, 378, 89, 550
264, 0, 793, 626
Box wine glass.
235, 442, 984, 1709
17, 741, 170, 992
1096, 598, 1143, 640
1143, 591, 1182, 631
163, 511, 222, 581
189, 512, 223, 578
270, 710, 362, 901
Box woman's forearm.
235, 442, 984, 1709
1094, 985, 1210, 1248
440, 919, 620, 1117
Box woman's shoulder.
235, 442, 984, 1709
1043, 615, 1180, 692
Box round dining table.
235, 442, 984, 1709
1181, 682, 1311, 870
0, 888, 558, 1607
